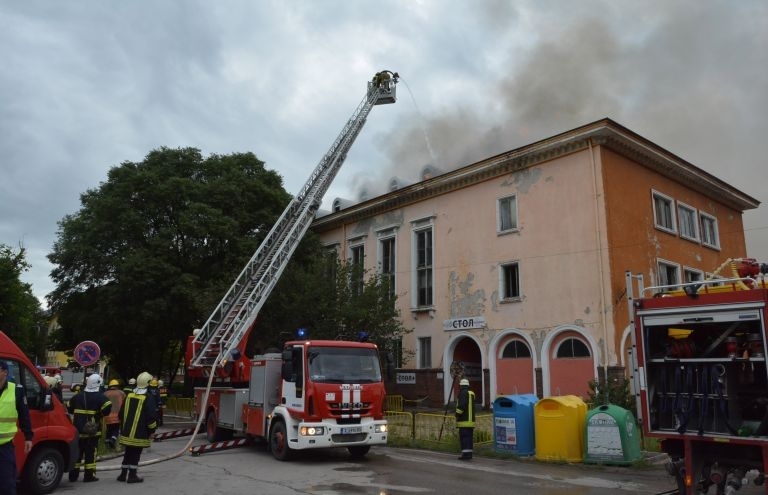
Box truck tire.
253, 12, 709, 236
205, 410, 233, 442
347, 445, 370, 458
21, 446, 65, 495
270, 420, 293, 461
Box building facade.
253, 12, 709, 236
311, 119, 759, 407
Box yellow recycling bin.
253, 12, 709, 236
534, 395, 587, 462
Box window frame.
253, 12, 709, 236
700, 212, 720, 250
418, 336, 432, 369
657, 258, 681, 289
497, 194, 518, 234
411, 217, 435, 311
348, 237, 366, 297
554, 337, 591, 358
377, 228, 397, 301
499, 261, 521, 302
652, 190, 677, 234
677, 201, 699, 242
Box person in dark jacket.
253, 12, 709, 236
67, 373, 111, 482
117, 371, 158, 483
455, 378, 476, 460
0, 360, 33, 495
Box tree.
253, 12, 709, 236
258, 244, 411, 366
47, 147, 291, 380
0, 244, 46, 360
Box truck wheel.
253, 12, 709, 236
21, 446, 64, 495
347, 446, 370, 458
270, 421, 292, 461
205, 411, 233, 442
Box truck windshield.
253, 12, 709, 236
308, 346, 382, 383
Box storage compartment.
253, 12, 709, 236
640, 306, 768, 437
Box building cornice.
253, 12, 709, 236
312, 118, 759, 232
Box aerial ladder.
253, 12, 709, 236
188, 70, 399, 376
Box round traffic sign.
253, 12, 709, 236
74, 340, 101, 366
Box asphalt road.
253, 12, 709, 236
36, 416, 692, 495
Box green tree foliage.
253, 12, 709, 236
586, 376, 636, 412
47, 148, 291, 380
257, 246, 411, 366
0, 244, 46, 360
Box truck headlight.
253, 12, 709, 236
375, 424, 388, 433
300, 426, 324, 436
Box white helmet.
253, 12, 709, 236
128, 378, 136, 386
459, 378, 470, 387
85, 373, 102, 392
136, 371, 153, 389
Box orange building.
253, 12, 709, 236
311, 118, 759, 407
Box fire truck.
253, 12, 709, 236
628, 258, 768, 494
185, 71, 398, 460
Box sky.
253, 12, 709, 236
1, 0, 767, 307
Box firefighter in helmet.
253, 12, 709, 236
117, 371, 158, 483
123, 377, 136, 395
455, 378, 476, 460
67, 373, 111, 482
103, 379, 126, 449
147, 377, 163, 426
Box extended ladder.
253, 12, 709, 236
189, 71, 399, 370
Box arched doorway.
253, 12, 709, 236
447, 335, 483, 406
496, 336, 534, 395
544, 328, 597, 398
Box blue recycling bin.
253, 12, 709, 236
493, 394, 538, 455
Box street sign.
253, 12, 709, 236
74, 340, 101, 366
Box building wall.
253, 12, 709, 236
313, 120, 757, 407
599, 147, 748, 368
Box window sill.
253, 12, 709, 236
497, 228, 520, 237
499, 297, 522, 304
410, 307, 435, 319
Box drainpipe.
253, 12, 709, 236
588, 139, 610, 389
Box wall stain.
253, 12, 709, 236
500, 167, 543, 193
449, 271, 486, 318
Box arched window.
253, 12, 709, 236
555, 337, 590, 358
501, 340, 531, 359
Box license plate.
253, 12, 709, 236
341, 426, 362, 434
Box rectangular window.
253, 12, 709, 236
700, 213, 720, 249
418, 337, 432, 369
683, 268, 704, 283
657, 259, 681, 289
350, 243, 365, 296
415, 228, 433, 307
500, 262, 521, 300
498, 195, 518, 233
380, 236, 396, 300
677, 203, 699, 241
652, 190, 676, 233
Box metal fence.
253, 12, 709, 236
385, 408, 493, 446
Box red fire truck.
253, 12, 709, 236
1, 330, 78, 494
628, 258, 768, 494
186, 71, 398, 460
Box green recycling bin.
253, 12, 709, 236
584, 403, 642, 465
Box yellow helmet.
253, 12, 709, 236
149, 378, 159, 387
108, 379, 120, 387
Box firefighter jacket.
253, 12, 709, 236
455, 386, 476, 428
103, 387, 126, 426
0, 381, 33, 445
118, 391, 158, 448
67, 390, 112, 438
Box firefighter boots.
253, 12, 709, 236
68, 469, 80, 482
83, 469, 99, 482
117, 469, 128, 482
127, 470, 144, 483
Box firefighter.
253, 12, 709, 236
0, 360, 33, 495
123, 377, 136, 395
67, 373, 111, 482
148, 378, 163, 426
158, 379, 168, 421
103, 379, 126, 449
455, 378, 476, 460
117, 371, 158, 483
